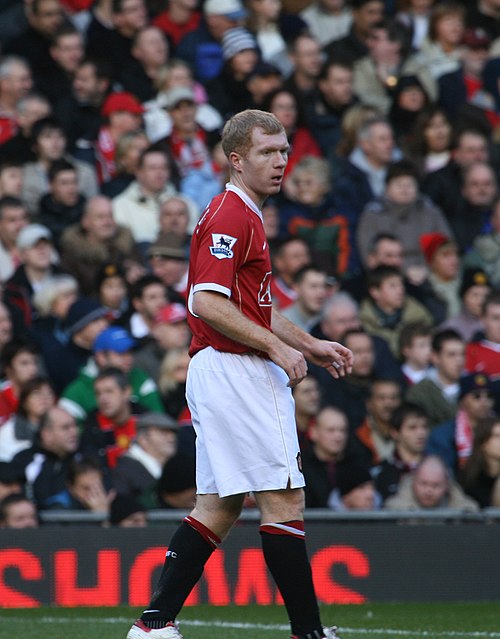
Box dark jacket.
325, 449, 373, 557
118, 58, 156, 103
37, 193, 86, 249
9, 443, 82, 509
175, 23, 223, 82
54, 94, 104, 157
421, 160, 464, 225
425, 419, 457, 473
305, 92, 353, 168
3, 263, 63, 332
206, 66, 255, 120
333, 159, 375, 274
324, 27, 369, 65
302, 445, 367, 508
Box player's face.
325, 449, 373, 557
234, 128, 289, 206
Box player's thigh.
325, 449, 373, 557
254, 487, 306, 523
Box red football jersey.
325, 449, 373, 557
465, 340, 500, 379
188, 185, 273, 356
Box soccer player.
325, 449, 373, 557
126, 110, 353, 639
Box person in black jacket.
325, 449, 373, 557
37, 159, 86, 250
9, 406, 81, 509
3, 224, 62, 332
206, 27, 258, 120
303, 405, 367, 508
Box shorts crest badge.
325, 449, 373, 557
296, 452, 303, 474
210, 234, 238, 259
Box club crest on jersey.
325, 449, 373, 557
210, 234, 237, 259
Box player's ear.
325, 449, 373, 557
229, 151, 243, 172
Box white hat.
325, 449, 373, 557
163, 86, 196, 110
204, 0, 247, 20
16, 224, 52, 250
222, 27, 257, 61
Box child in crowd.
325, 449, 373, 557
360, 265, 433, 357
409, 232, 461, 324
399, 322, 433, 386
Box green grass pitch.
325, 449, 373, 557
1, 603, 499, 638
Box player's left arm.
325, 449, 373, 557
271, 309, 354, 379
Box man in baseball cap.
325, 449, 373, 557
113, 411, 181, 505
16, 224, 52, 251
163, 87, 196, 111
4, 223, 60, 337
153, 303, 190, 349
60, 325, 165, 422
40, 297, 110, 394
148, 234, 189, 301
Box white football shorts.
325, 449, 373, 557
186, 346, 305, 498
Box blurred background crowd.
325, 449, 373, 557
1, 0, 500, 528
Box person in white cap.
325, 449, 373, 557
3, 224, 61, 330
154, 86, 220, 212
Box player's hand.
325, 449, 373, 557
304, 339, 354, 379
268, 340, 308, 387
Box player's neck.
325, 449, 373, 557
229, 176, 265, 210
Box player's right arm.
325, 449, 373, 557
192, 290, 308, 387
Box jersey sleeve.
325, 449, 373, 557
190, 206, 249, 298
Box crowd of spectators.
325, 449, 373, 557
1, 0, 500, 527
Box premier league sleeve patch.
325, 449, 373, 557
209, 234, 238, 259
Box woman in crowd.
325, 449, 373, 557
407, 105, 452, 174
416, 2, 465, 80
461, 417, 500, 508
0, 376, 56, 462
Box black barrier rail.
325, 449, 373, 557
38, 507, 500, 524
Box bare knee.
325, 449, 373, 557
190, 493, 244, 540
255, 487, 305, 523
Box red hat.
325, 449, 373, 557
155, 303, 187, 325
101, 92, 144, 117
419, 232, 453, 264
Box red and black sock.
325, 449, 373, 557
141, 516, 220, 628
260, 520, 323, 638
